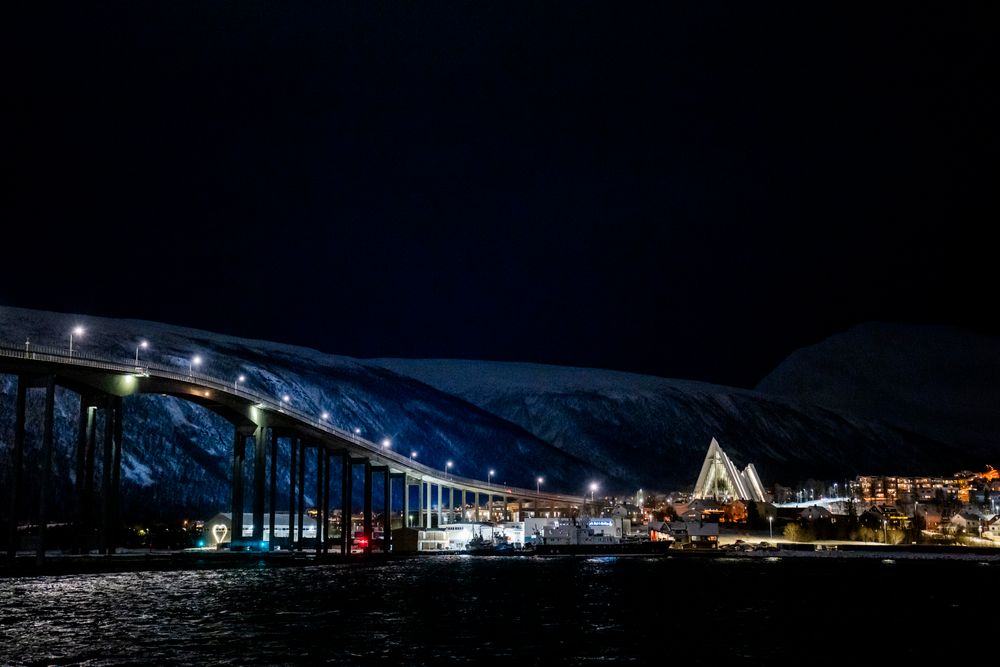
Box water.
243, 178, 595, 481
1, 555, 996, 664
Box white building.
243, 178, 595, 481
204, 512, 317, 546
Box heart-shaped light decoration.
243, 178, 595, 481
212, 523, 229, 544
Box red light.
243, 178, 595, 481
357, 537, 368, 548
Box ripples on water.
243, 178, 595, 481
1, 556, 995, 665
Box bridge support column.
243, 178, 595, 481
437, 485, 444, 527
37, 376, 55, 563
231, 428, 247, 549
288, 437, 297, 549
389, 473, 404, 546
423, 481, 431, 529
363, 460, 372, 554
340, 453, 352, 555
322, 449, 330, 555
268, 430, 278, 551
297, 441, 306, 550
375, 467, 390, 553
74, 398, 98, 554
252, 419, 268, 547
315, 446, 324, 556
402, 477, 410, 528
6, 377, 26, 560
100, 394, 121, 556
110, 396, 123, 553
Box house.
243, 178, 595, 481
984, 516, 1000, 542
800, 505, 833, 522
948, 510, 982, 535
667, 520, 718, 549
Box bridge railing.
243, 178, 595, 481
0, 342, 585, 504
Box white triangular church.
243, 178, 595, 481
692, 438, 766, 502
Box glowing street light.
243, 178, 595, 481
446, 460, 453, 479
282, 394, 290, 403
590, 482, 599, 504
410, 451, 418, 461
768, 515, 774, 540
69, 326, 84, 357
488, 469, 495, 486
537, 477, 544, 495
135, 340, 148, 366
382, 438, 391, 449
321, 411, 329, 420
189, 355, 202, 376
235, 374, 245, 391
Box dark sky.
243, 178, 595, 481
3, 3, 997, 387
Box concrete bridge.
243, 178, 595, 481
1, 342, 585, 560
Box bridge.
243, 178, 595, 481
1, 342, 585, 560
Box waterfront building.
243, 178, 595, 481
203, 512, 317, 546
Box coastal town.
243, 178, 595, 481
191, 439, 1000, 556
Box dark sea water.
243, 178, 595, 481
1, 555, 996, 665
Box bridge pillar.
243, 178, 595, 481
288, 437, 297, 549
315, 446, 324, 556
6, 377, 26, 559
402, 477, 410, 528
73, 397, 99, 554
251, 418, 269, 547
268, 429, 278, 551
340, 453, 351, 555
437, 485, 444, 528
363, 460, 372, 554
322, 449, 330, 555
423, 481, 431, 529
100, 394, 121, 556
297, 440, 306, 550
36, 376, 55, 563
231, 427, 247, 549
110, 396, 123, 553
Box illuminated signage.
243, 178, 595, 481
588, 519, 613, 527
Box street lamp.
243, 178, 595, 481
488, 469, 495, 486
537, 477, 544, 495
135, 340, 148, 366
410, 451, 417, 461
69, 326, 84, 357
768, 515, 774, 540
382, 438, 391, 449
189, 355, 201, 376
446, 460, 453, 479
883, 519, 888, 543
235, 374, 245, 391
321, 411, 329, 420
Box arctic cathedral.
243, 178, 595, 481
692, 438, 767, 502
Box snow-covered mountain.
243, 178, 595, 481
369, 358, 992, 490
755, 323, 1000, 454
2, 307, 996, 524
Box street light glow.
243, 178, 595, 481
282, 395, 290, 403
410, 451, 417, 459
321, 411, 329, 420
382, 438, 391, 448
73, 326, 84, 336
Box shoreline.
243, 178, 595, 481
2, 541, 999, 577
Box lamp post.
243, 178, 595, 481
321, 412, 329, 420
135, 340, 148, 366
282, 395, 290, 403
768, 515, 773, 540
446, 460, 453, 479
235, 374, 245, 391
537, 477, 544, 495
383, 438, 392, 450
69, 326, 84, 357
189, 355, 201, 376
411, 451, 417, 461
590, 482, 599, 516
488, 469, 495, 487
883, 519, 888, 544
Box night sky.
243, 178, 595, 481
3, 3, 997, 388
